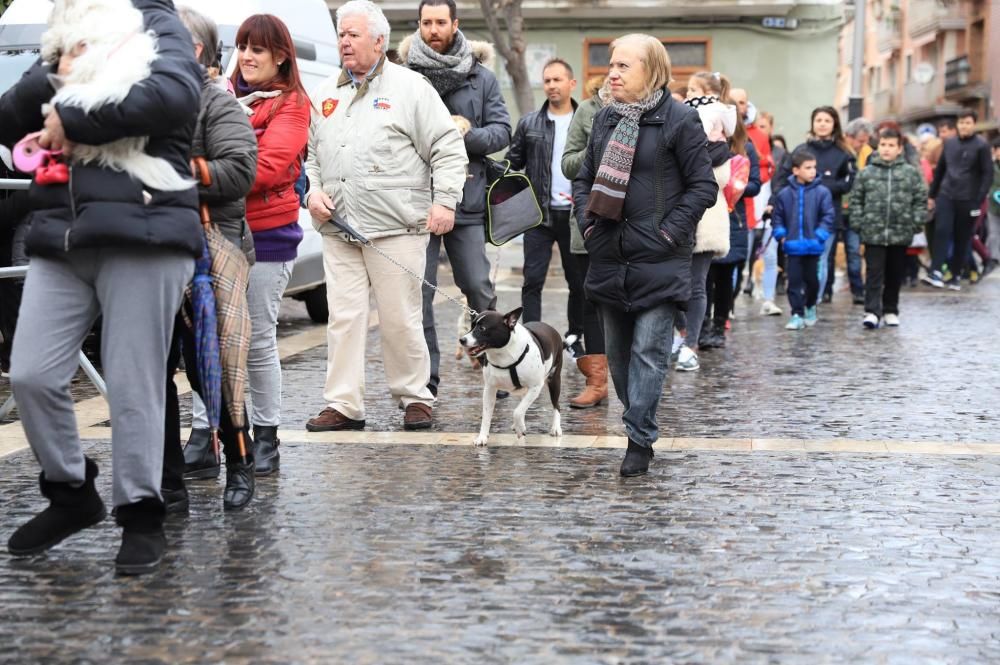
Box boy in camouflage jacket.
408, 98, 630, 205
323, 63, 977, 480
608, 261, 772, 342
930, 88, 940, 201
849, 128, 928, 328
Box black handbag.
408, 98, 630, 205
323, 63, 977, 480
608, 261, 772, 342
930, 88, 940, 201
484, 158, 543, 246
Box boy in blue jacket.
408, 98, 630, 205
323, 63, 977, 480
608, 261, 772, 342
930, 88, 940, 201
772, 150, 836, 330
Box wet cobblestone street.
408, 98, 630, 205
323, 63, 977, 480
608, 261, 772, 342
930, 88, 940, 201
2, 443, 999, 663
1, 254, 999, 663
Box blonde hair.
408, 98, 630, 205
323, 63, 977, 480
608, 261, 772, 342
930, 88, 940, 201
584, 74, 606, 99
609, 34, 672, 101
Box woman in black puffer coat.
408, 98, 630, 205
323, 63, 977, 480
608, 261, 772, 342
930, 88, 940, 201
771, 106, 856, 302
573, 35, 717, 477
162, 5, 260, 513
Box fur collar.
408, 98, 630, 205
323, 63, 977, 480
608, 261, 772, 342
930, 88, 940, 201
397, 34, 496, 70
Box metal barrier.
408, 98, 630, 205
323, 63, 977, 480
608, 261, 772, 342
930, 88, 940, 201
0, 179, 30, 190
0, 224, 109, 422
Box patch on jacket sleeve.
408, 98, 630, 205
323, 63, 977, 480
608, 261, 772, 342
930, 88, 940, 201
322, 99, 339, 117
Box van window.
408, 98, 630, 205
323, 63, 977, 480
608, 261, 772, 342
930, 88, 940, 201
0, 50, 40, 96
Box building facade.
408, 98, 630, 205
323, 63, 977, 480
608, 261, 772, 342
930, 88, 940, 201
834, 0, 996, 130
352, 0, 845, 137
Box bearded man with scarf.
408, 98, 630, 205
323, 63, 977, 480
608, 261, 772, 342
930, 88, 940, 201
574, 34, 717, 477
401, 0, 511, 399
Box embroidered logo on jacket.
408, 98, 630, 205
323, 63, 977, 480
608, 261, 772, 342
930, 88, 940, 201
373, 97, 391, 111
322, 99, 338, 117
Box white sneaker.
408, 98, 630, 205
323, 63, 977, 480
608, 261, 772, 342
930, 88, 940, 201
674, 345, 700, 372
673, 333, 687, 354
883, 313, 900, 327
862, 313, 879, 329
760, 300, 783, 316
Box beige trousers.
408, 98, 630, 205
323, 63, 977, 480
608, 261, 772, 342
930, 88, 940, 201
322, 233, 434, 419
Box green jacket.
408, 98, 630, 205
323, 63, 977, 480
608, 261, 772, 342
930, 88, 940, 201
561, 94, 603, 253
990, 160, 1000, 217
561, 95, 603, 181
849, 155, 927, 246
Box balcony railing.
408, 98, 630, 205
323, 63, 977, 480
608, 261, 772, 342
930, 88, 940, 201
944, 56, 971, 92
877, 14, 902, 52
902, 78, 943, 111
908, 0, 967, 38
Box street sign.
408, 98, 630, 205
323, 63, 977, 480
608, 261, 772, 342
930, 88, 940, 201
761, 17, 799, 30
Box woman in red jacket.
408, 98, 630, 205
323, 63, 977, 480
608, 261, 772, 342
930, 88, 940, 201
232, 14, 309, 476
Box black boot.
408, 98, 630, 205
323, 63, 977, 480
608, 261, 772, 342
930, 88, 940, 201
8, 457, 107, 556
224, 459, 255, 511
183, 428, 220, 480
620, 440, 654, 477
252, 426, 280, 477
161, 486, 189, 515
114, 497, 166, 576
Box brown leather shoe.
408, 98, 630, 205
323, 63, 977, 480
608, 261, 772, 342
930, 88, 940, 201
306, 407, 365, 432
403, 403, 433, 431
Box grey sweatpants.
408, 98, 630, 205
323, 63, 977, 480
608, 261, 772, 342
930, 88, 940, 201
10, 248, 193, 507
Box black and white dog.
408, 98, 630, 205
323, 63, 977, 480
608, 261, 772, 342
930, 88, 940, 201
460, 307, 563, 446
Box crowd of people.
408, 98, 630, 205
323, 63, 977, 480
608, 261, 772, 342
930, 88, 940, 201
1, 0, 999, 574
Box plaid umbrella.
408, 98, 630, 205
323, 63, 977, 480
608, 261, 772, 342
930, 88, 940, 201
193, 158, 252, 463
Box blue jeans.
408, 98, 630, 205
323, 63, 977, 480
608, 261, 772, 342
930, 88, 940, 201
598, 302, 678, 448
819, 228, 862, 296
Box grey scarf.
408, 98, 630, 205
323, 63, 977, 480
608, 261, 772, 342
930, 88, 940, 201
406, 29, 474, 97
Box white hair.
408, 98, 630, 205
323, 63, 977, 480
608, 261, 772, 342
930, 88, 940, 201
336, 0, 390, 50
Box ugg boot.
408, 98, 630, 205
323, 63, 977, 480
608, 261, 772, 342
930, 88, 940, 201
252, 426, 280, 476
620, 439, 654, 477
569, 354, 608, 409
114, 497, 166, 576
183, 428, 220, 480
8, 457, 107, 556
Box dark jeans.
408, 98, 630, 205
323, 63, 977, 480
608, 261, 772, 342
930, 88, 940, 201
864, 245, 906, 317
822, 227, 863, 296
574, 253, 604, 355
931, 196, 976, 277
676, 251, 712, 348
786, 255, 820, 316
422, 224, 496, 393
708, 262, 736, 327
163, 313, 249, 492
522, 208, 584, 337
599, 302, 678, 448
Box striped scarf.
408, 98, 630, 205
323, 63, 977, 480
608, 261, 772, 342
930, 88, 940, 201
586, 89, 664, 222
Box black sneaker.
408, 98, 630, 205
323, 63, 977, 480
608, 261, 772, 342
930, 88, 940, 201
945, 277, 962, 291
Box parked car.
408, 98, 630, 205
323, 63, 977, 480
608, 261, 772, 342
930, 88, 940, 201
0, 0, 339, 322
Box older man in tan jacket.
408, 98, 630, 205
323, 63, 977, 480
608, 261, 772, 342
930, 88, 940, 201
305, 0, 468, 432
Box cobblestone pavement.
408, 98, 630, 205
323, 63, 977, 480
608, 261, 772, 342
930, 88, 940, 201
2, 251, 1000, 663
1, 443, 999, 663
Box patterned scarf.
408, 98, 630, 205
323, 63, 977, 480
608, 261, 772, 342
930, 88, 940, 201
405, 30, 474, 98
586, 89, 664, 222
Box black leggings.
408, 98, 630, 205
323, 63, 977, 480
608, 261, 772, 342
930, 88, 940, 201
707, 262, 737, 327
163, 312, 250, 492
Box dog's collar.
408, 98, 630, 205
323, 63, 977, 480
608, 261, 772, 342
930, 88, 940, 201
489, 344, 531, 390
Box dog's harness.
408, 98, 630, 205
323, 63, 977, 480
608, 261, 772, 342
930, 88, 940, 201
489, 330, 542, 390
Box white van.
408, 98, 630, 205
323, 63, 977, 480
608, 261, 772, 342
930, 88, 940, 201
0, 0, 340, 322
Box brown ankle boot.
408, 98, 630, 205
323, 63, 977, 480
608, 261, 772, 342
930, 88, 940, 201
569, 354, 608, 409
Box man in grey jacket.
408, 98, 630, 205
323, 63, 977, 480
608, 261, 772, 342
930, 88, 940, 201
402, 0, 511, 398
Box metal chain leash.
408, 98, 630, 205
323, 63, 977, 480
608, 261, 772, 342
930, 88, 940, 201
353, 236, 481, 319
